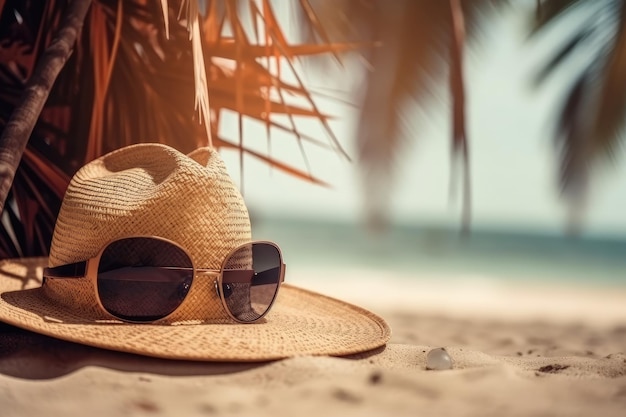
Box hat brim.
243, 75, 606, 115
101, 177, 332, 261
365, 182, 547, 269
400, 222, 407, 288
0, 258, 390, 361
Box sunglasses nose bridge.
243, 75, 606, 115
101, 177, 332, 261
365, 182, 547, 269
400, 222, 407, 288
160, 268, 230, 323
193, 269, 220, 295
211, 275, 233, 300
213, 279, 220, 299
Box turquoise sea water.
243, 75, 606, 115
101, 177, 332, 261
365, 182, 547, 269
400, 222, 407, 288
251, 216, 626, 288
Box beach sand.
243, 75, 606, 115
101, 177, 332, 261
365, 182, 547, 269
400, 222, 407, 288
1, 264, 625, 416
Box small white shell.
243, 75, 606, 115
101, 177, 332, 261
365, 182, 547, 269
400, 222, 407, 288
426, 347, 453, 370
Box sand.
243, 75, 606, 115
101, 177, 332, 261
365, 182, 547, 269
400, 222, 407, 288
1, 264, 625, 416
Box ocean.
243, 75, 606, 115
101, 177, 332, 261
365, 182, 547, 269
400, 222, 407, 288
251, 216, 626, 288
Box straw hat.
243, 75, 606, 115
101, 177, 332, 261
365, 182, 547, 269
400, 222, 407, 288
0, 143, 390, 361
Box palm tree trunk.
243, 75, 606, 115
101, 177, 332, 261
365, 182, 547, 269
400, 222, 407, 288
0, 0, 93, 213
449, 0, 471, 233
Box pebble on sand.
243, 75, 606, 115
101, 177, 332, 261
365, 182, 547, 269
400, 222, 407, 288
426, 347, 453, 370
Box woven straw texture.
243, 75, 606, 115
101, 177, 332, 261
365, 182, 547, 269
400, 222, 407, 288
0, 258, 391, 361
0, 144, 390, 360
45, 144, 249, 324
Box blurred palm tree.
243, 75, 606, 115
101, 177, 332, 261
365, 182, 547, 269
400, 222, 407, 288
532, 0, 626, 231
0, 0, 623, 258
300, 0, 504, 230
302, 0, 626, 231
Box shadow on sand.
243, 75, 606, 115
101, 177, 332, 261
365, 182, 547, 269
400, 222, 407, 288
0, 322, 269, 380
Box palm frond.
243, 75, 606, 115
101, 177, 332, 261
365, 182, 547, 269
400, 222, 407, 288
533, 0, 585, 31
0, 0, 90, 257
217, 135, 330, 186
531, 0, 626, 204
592, 2, 626, 156
0, 147, 69, 258
0, 0, 359, 256
297, 0, 506, 228
531, 27, 593, 87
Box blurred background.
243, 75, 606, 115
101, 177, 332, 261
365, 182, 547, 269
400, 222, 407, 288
1, 0, 625, 304
218, 1, 626, 293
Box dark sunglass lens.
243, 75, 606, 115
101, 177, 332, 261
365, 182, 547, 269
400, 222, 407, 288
222, 243, 282, 322
97, 237, 193, 322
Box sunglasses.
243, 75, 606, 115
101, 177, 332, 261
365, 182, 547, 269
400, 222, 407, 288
42, 237, 285, 324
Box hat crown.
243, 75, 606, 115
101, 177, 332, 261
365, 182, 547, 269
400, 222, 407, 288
48, 143, 251, 269
43, 143, 251, 323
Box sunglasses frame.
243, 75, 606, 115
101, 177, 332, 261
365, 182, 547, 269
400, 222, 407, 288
42, 236, 286, 324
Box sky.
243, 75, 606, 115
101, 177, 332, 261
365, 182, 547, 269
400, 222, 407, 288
217, 1, 626, 237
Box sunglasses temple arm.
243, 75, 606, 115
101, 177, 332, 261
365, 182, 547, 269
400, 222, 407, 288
221, 265, 285, 286
42, 261, 88, 279
252, 265, 286, 285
